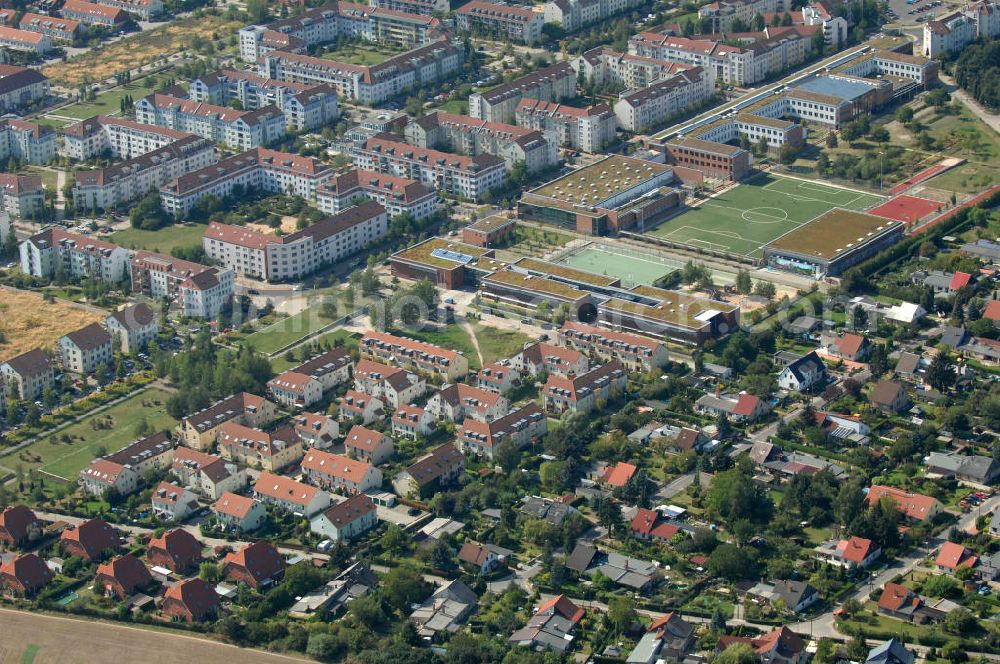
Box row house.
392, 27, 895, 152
0, 118, 55, 165
301, 449, 383, 495
292, 412, 340, 449
476, 362, 520, 394
60, 0, 129, 27
80, 458, 139, 497
150, 481, 199, 522
61, 115, 194, 162
105, 302, 159, 353
19, 228, 126, 283
343, 424, 394, 464
71, 135, 218, 211
218, 422, 304, 472
514, 98, 616, 153
510, 341, 589, 378
339, 389, 386, 424
0, 174, 44, 218
317, 168, 440, 221
469, 62, 577, 124
102, 431, 176, 476
543, 361, 627, 414
57, 322, 112, 376
426, 382, 509, 423
177, 392, 277, 450
253, 471, 331, 516
360, 330, 469, 382
130, 250, 234, 319
1, 347, 54, 400
257, 38, 463, 105
90, 0, 163, 20
134, 93, 285, 151
0, 26, 52, 53
310, 494, 378, 542
391, 404, 435, 440
456, 1, 544, 44
212, 492, 267, 532
288, 348, 353, 393
406, 111, 558, 175
160, 147, 332, 217
352, 134, 506, 202
457, 402, 547, 459
558, 321, 668, 372
171, 447, 247, 500
0, 65, 49, 114
17, 13, 82, 43
353, 360, 426, 408
201, 202, 388, 282
267, 371, 324, 408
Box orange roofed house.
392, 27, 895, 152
866, 485, 943, 522
147, 528, 202, 573
814, 535, 881, 570
253, 471, 331, 516
212, 492, 267, 532
717, 626, 807, 664
936, 541, 978, 572
223, 540, 285, 589
0, 553, 52, 597
509, 594, 585, 653
162, 577, 219, 622
59, 517, 120, 561
95, 554, 153, 600
0, 505, 41, 548
360, 330, 469, 381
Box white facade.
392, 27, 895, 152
20, 228, 129, 282
134, 94, 286, 151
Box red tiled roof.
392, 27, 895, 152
253, 472, 320, 507
878, 582, 920, 612
983, 300, 1000, 321
147, 528, 202, 569
0, 553, 52, 592
59, 518, 119, 560
837, 536, 875, 564
867, 485, 939, 521
224, 541, 284, 585
733, 393, 762, 417
0, 505, 40, 543
301, 450, 373, 484
603, 461, 637, 488
935, 541, 977, 570
949, 271, 972, 290
536, 594, 584, 623
213, 492, 257, 519
317, 494, 375, 529
96, 554, 152, 594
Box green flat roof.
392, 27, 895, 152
766, 209, 901, 261
528, 155, 671, 207
392, 237, 492, 270
514, 257, 620, 287
483, 269, 588, 301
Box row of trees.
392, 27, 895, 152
954, 40, 1000, 111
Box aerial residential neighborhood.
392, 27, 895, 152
0, 0, 998, 661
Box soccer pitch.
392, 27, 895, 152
647, 174, 884, 258
556, 245, 686, 287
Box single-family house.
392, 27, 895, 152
458, 541, 502, 575
509, 594, 584, 653
627, 612, 695, 664
309, 494, 377, 542
301, 450, 383, 495
162, 578, 219, 622
409, 579, 479, 641
936, 541, 978, 572
147, 528, 202, 573
95, 554, 153, 600
716, 626, 806, 664
0, 553, 52, 597
814, 536, 881, 569
870, 380, 910, 413
925, 451, 1000, 485
824, 332, 870, 361
60, 518, 120, 561
866, 639, 914, 664
0, 505, 41, 548
867, 485, 943, 522
222, 540, 285, 589
253, 472, 331, 516
777, 351, 827, 391
150, 481, 199, 521
695, 391, 771, 423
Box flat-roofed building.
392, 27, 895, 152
462, 214, 516, 248
388, 237, 496, 289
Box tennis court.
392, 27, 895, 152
646, 174, 884, 258
556, 245, 685, 287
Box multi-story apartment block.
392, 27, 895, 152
171, 447, 247, 500
0, 118, 55, 165
457, 402, 547, 458
367, 0, 450, 16
72, 135, 217, 211
614, 66, 712, 132
57, 323, 113, 375
91, 0, 162, 20
238, 2, 442, 62
542, 360, 627, 413
218, 422, 304, 472
352, 134, 506, 201
60, 0, 129, 27
359, 330, 470, 381
177, 392, 277, 451
1, 348, 53, 401
514, 99, 616, 153
698, 0, 784, 32
509, 341, 589, 377
134, 93, 285, 151
801, 3, 848, 49
130, 250, 234, 319
188, 70, 339, 131
290, 348, 354, 393
557, 321, 669, 372
405, 111, 558, 174
353, 359, 426, 408
258, 38, 463, 106
0, 174, 44, 217
469, 62, 576, 124
426, 382, 509, 423
574, 47, 697, 89
456, 1, 544, 45
924, 1, 1000, 56
391, 404, 435, 440
61, 115, 195, 162
202, 201, 388, 282
267, 371, 324, 408
317, 168, 440, 221
0, 65, 48, 113
543, 0, 644, 33
105, 302, 159, 353
0, 26, 52, 53
17, 13, 82, 42
20, 227, 129, 282
159, 147, 332, 217
629, 33, 758, 86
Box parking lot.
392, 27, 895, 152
885, 0, 952, 25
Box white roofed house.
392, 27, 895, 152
56, 323, 112, 376
267, 370, 324, 408
391, 404, 435, 441
212, 492, 266, 532
426, 383, 509, 423
309, 494, 377, 542
150, 481, 199, 521
343, 424, 394, 465
253, 471, 331, 516
105, 302, 159, 354
457, 403, 547, 459
292, 412, 339, 449
338, 389, 385, 425
80, 459, 139, 497
302, 450, 383, 495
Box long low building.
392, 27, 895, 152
258, 38, 463, 106
763, 209, 904, 278
159, 147, 333, 218
317, 168, 439, 221
60, 0, 129, 26
203, 201, 388, 281
470, 62, 576, 124
514, 99, 617, 154
0, 25, 52, 53
62, 115, 194, 161
360, 329, 469, 381
17, 13, 82, 42
388, 237, 497, 289
352, 134, 507, 202
135, 93, 286, 151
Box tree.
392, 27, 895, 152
753, 280, 776, 300
895, 106, 914, 124
129, 192, 172, 231
826, 132, 838, 148
306, 633, 343, 662
926, 352, 954, 391
494, 439, 522, 474
607, 596, 636, 633
778, 144, 799, 165
754, 136, 769, 157
716, 643, 761, 664
382, 565, 428, 613
735, 270, 752, 295
319, 298, 338, 319
847, 634, 868, 661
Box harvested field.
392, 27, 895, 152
0, 607, 308, 664
0, 287, 103, 362
41, 15, 242, 87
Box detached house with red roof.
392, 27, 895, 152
162, 577, 219, 622
301, 450, 383, 495
147, 528, 202, 573
457, 402, 547, 459
867, 485, 943, 522
80, 458, 139, 498
0, 553, 52, 597
695, 390, 771, 423
95, 554, 153, 600
509, 594, 584, 653
919, 270, 974, 298
60, 517, 120, 561
310, 494, 377, 542
824, 332, 871, 362
253, 472, 331, 516
601, 461, 637, 489
936, 541, 978, 572
212, 492, 267, 532
716, 626, 806, 664
0, 505, 42, 548
877, 582, 928, 622
630, 507, 681, 543
458, 541, 502, 575
223, 540, 285, 589
543, 361, 627, 414
814, 535, 881, 570
343, 424, 394, 465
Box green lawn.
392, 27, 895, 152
242, 308, 335, 355
925, 162, 995, 194
474, 325, 531, 365
398, 324, 481, 371
110, 222, 206, 255
35, 387, 177, 481
271, 329, 359, 372
20, 166, 58, 191
646, 174, 884, 257
438, 99, 469, 114
34, 116, 73, 130
50, 84, 143, 120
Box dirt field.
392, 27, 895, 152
0, 287, 103, 362
247, 216, 297, 235
0, 608, 309, 664
41, 15, 242, 87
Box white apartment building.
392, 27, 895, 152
456, 1, 544, 45
0, 65, 48, 114
61, 115, 194, 161
514, 99, 616, 152
614, 66, 713, 132
203, 201, 388, 282
0, 26, 52, 53
91, 0, 162, 20
923, 1, 1000, 56
469, 62, 577, 124
0, 118, 55, 165
317, 168, 440, 220
57, 323, 113, 375
352, 134, 507, 201
20, 227, 129, 282
0, 174, 44, 218
698, 0, 784, 32
802, 4, 848, 49
134, 94, 286, 151
543, 0, 644, 32
367, 0, 449, 16
130, 250, 234, 319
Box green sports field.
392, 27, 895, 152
647, 174, 884, 258
556, 245, 685, 287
